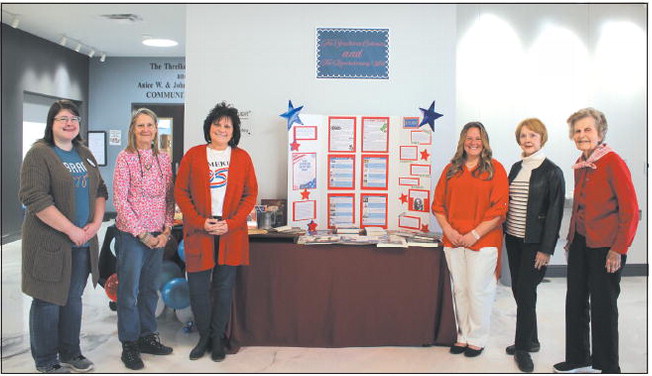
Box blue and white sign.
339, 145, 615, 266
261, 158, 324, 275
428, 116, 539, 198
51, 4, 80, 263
316, 28, 389, 79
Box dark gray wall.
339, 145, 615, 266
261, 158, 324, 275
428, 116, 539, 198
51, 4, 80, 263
1, 24, 90, 244
89, 57, 185, 213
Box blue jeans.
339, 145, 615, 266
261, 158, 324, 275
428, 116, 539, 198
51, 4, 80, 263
115, 229, 163, 343
187, 237, 237, 341
30, 247, 90, 369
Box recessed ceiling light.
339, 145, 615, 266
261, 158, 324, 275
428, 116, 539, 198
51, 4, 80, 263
142, 38, 178, 47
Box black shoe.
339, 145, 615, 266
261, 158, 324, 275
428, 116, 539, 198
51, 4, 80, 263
211, 337, 226, 362
464, 347, 484, 357
449, 344, 467, 354
506, 342, 541, 355
138, 333, 173, 355
121, 341, 144, 370
552, 361, 596, 373
515, 351, 534, 373
189, 336, 212, 360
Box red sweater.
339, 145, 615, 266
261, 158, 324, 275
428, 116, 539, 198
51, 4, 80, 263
174, 144, 258, 272
567, 152, 638, 254
432, 159, 509, 250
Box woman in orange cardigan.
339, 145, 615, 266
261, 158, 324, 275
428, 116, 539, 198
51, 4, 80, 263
174, 101, 258, 362
432, 122, 509, 357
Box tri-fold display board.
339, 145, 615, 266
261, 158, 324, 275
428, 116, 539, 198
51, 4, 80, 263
287, 114, 434, 232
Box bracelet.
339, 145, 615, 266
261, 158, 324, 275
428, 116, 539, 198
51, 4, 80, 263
138, 232, 152, 244
471, 229, 481, 240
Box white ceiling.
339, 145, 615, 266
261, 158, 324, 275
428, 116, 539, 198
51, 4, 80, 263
1, 3, 186, 57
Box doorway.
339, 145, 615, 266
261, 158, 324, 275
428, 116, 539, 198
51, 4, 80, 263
131, 103, 184, 174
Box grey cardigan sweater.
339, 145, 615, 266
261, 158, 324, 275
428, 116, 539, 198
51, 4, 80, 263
20, 141, 108, 306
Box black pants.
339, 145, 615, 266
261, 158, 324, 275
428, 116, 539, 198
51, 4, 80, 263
186, 236, 238, 342
565, 233, 624, 373
505, 234, 546, 351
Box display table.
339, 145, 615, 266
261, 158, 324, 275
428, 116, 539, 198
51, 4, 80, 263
227, 238, 456, 351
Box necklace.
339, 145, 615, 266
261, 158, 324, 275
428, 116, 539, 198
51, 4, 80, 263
136, 149, 161, 177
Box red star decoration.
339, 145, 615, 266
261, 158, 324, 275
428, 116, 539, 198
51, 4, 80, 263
300, 189, 311, 200
399, 193, 408, 204
420, 149, 430, 161
290, 140, 301, 151
421, 224, 430, 233
307, 220, 318, 232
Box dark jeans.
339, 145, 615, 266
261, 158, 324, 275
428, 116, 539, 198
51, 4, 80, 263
29, 247, 90, 369
187, 236, 237, 342
115, 229, 163, 343
505, 234, 546, 351
565, 233, 625, 373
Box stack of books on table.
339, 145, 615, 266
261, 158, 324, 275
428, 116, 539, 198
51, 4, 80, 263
338, 235, 379, 245
334, 225, 363, 235
270, 225, 305, 235
296, 234, 341, 245
405, 232, 441, 247
376, 234, 408, 248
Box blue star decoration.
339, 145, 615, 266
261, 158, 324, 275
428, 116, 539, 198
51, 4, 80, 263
280, 100, 304, 131
418, 101, 444, 132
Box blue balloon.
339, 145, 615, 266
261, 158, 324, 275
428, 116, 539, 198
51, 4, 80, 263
177, 240, 185, 262
161, 277, 190, 310
157, 260, 183, 291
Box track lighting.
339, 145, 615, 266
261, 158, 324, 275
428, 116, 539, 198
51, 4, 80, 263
59, 35, 67, 46
88, 49, 96, 58
10, 16, 19, 28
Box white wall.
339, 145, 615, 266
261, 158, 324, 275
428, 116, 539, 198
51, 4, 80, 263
184, 3, 458, 204
456, 4, 647, 264
185, 4, 646, 265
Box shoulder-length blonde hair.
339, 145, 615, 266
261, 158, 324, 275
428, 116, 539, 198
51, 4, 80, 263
446, 121, 494, 180
125, 108, 160, 154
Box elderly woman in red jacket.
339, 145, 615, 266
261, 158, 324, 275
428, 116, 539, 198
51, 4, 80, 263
553, 108, 638, 374
174, 101, 258, 362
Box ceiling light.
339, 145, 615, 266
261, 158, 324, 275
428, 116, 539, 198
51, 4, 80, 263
100, 13, 142, 23
100, 53, 106, 63
10, 16, 19, 28
142, 38, 178, 47
88, 49, 96, 58
59, 35, 67, 46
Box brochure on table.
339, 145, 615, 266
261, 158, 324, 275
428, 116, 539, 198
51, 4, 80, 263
287, 114, 434, 233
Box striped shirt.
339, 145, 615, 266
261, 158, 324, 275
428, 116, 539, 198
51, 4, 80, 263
506, 150, 546, 238
506, 180, 529, 237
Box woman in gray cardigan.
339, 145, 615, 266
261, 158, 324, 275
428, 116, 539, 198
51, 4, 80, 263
20, 100, 108, 373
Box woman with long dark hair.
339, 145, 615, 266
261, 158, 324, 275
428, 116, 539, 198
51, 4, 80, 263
431, 121, 509, 357
20, 100, 107, 373
175, 101, 258, 362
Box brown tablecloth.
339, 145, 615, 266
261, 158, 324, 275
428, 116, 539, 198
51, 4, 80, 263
226, 239, 456, 351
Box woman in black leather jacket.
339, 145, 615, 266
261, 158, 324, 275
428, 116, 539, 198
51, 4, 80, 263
504, 118, 565, 372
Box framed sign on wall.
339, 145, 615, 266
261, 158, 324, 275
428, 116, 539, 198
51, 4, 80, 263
87, 131, 107, 166
316, 28, 389, 79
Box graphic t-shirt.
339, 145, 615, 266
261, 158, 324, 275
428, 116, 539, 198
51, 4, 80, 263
53, 145, 90, 246
207, 146, 231, 217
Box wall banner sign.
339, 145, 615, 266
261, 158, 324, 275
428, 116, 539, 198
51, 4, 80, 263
316, 28, 389, 79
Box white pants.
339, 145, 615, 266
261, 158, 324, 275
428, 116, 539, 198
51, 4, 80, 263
443, 246, 498, 348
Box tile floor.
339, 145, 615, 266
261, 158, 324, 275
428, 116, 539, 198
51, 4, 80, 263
1, 222, 647, 373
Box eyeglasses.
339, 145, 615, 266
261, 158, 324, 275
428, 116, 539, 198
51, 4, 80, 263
54, 116, 81, 123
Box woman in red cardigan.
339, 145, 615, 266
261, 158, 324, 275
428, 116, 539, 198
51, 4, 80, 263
432, 122, 509, 357
553, 108, 638, 374
174, 101, 258, 362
